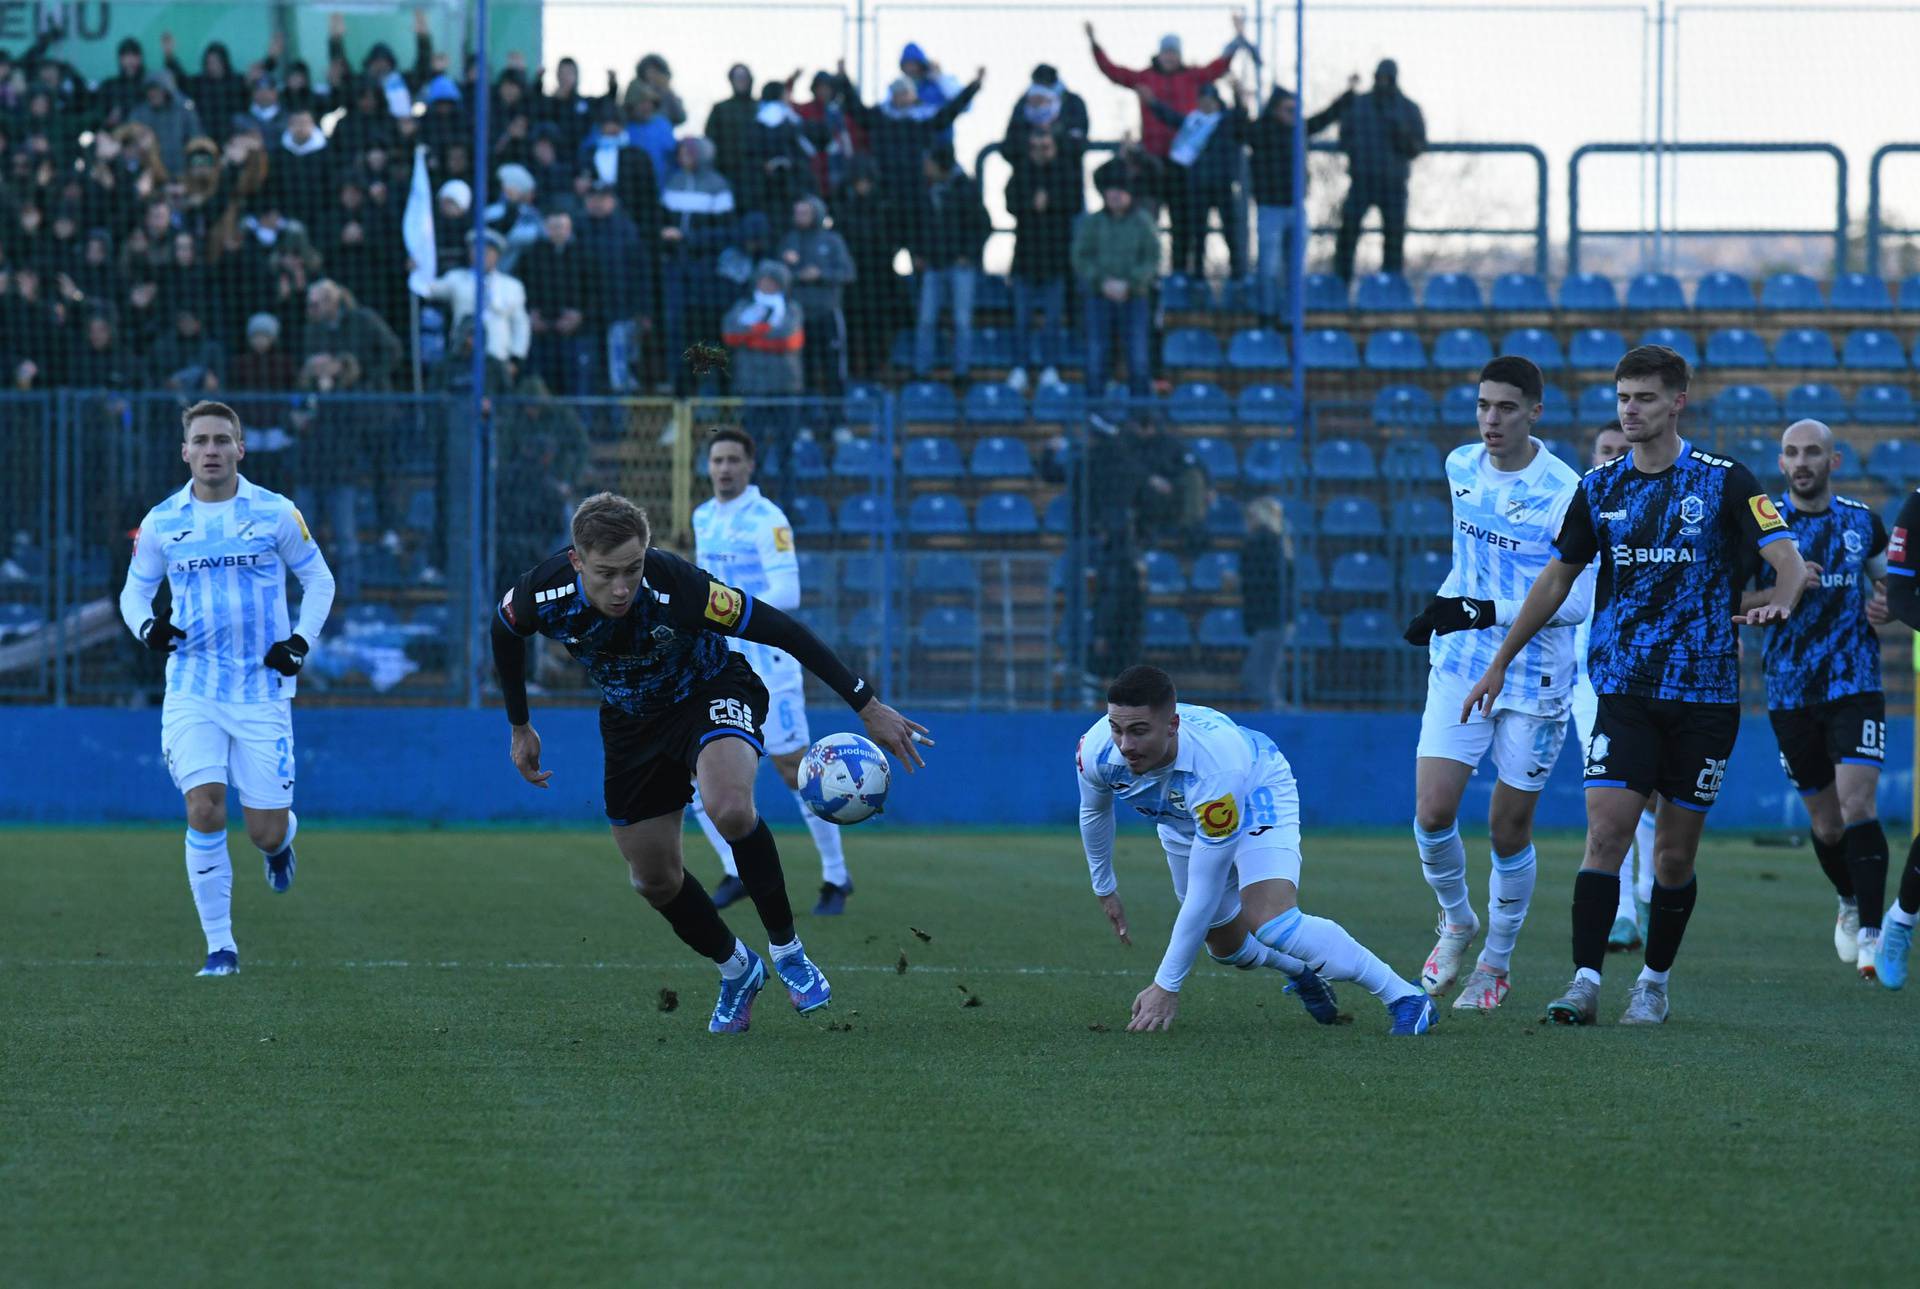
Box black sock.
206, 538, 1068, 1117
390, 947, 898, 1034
657, 871, 738, 963
1900, 834, 1920, 918
1572, 869, 1618, 973
1812, 834, 1854, 899
1843, 820, 1889, 931
1644, 877, 1698, 973
727, 818, 797, 947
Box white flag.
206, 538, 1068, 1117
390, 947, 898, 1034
404, 145, 438, 299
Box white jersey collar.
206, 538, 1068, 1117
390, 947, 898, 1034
709, 484, 763, 519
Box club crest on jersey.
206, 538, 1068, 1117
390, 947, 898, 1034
1505, 496, 1533, 522
704, 582, 745, 628
1748, 494, 1787, 532
1843, 529, 1864, 558
1679, 495, 1705, 526
1196, 795, 1239, 839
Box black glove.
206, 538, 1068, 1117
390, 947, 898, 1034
1404, 596, 1497, 645
140, 614, 187, 654
263, 633, 310, 677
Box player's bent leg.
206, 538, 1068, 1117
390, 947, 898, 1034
687, 787, 744, 902
1414, 758, 1480, 996
1245, 878, 1433, 1035
613, 814, 766, 1033
1801, 786, 1861, 962
1205, 908, 1338, 1024
1835, 765, 1888, 981
775, 746, 853, 912
242, 806, 297, 895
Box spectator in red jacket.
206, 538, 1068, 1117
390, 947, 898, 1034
1086, 14, 1254, 160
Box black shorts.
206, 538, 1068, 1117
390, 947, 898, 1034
601, 653, 769, 826
1583, 693, 1741, 812
1769, 691, 1887, 796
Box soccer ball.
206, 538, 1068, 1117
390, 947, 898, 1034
797, 732, 891, 825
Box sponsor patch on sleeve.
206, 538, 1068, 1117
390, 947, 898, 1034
1748, 494, 1787, 534
704, 582, 745, 629
1196, 795, 1240, 840
292, 508, 313, 543
772, 525, 793, 553
500, 589, 517, 627
1891, 526, 1908, 564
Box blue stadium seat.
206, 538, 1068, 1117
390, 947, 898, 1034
1500, 327, 1565, 371
1626, 272, 1687, 311
968, 436, 1033, 479
1843, 329, 1907, 370
1287, 609, 1334, 649
1291, 549, 1324, 591
342, 602, 400, 631
1159, 273, 1213, 313
963, 382, 1027, 424
1038, 329, 1082, 370
1042, 492, 1072, 534
1190, 551, 1240, 592
899, 381, 958, 422
1423, 273, 1484, 312
837, 495, 898, 535
1492, 272, 1553, 311
1338, 609, 1399, 650
1831, 273, 1892, 311
840, 553, 888, 595
971, 327, 1014, 369
1143, 550, 1186, 595
1832, 441, 1860, 478
1311, 438, 1377, 481
1855, 384, 1918, 425
1401, 548, 1451, 593
1569, 328, 1627, 371
1364, 328, 1427, 370
1710, 384, 1781, 426
1329, 550, 1394, 594
1305, 273, 1350, 311
409, 603, 452, 634
1320, 495, 1385, 537
901, 436, 965, 479
833, 436, 888, 478
796, 552, 830, 589
1187, 436, 1239, 481
1900, 275, 1920, 311
1441, 384, 1480, 427
1302, 329, 1360, 369
1236, 383, 1297, 426
1143, 607, 1194, 649
975, 275, 1012, 312
1693, 271, 1755, 310
1635, 328, 1698, 366
1705, 328, 1770, 367
1163, 327, 1223, 370
1226, 328, 1290, 370
1373, 384, 1438, 427
1197, 607, 1249, 649
1355, 272, 1416, 312
975, 493, 1038, 534
1545, 438, 1581, 470
789, 494, 831, 534
1167, 381, 1233, 424
1539, 384, 1573, 428
917, 606, 981, 649
1390, 497, 1452, 539
1784, 382, 1849, 424
1243, 438, 1304, 485
402, 487, 435, 533
842, 383, 884, 426
1775, 328, 1838, 368
1761, 272, 1825, 311
1579, 383, 1617, 424
1432, 327, 1494, 371
913, 553, 978, 596
785, 439, 829, 481
1205, 495, 1245, 536
1031, 381, 1086, 424
1279, 498, 1316, 537
1560, 273, 1619, 311
1218, 275, 1260, 314
1868, 439, 1920, 484
1381, 439, 1443, 481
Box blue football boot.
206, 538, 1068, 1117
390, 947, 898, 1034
1386, 991, 1440, 1035
1283, 969, 1340, 1024
197, 948, 239, 978
1878, 920, 1911, 991
812, 881, 853, 916
264, 844, 296, 894
709, 949, 768, 1034
774, 949, 833, 1013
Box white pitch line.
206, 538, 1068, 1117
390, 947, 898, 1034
0, 958, 1147, 979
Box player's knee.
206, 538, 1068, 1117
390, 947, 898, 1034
706, 798, 758, 841
1413, 805, 1456, 835
1810, 821, 1846, 847
630, 867, 682, 906
247, 821, 287, 854
1489, 824, 1531, 858
185, 798, 225, 833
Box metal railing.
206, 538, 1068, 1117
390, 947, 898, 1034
1865, 143, 1920, 281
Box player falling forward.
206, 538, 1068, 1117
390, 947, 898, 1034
1749, 420, 1893, 982
492, 493, 929, 1033
1569, 422, 1657, 953
1401, 356, 1586, 1012
1873, 483, 1920, 989
118, 401, 336, 977
1465, 345, 1810, 1025
689, 429, 853, 915
1078, 666, 1438, 1035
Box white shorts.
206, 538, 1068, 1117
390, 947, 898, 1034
1571, 676, 1598, 752
1159, 779, 1305, 927
761, 676, 810, 756
1416, 669, 1569, 793
161, 694, 296, 809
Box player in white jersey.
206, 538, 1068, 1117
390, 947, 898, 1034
1401, 357, 1588, 1012
118, 401, 335, 977
1567, 421, 1657, 952
688, 429, 853, 914
1077, 666, 1438, 1034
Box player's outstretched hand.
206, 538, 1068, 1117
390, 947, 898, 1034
262, 634, 309, 677
1099, 892, 1131, 945
141, 614, 187, 654
510, 722, 552, 788
1459, 667, 1504, 722
1127, 983, 1178, 1033
1733, 602, 1793, 627
1429, 595, 1497, 636
860, 699, 933, 772
1402, 603, 1437, 646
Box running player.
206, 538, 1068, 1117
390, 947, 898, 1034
1078, 665, 1438, 1035
1463, 345, 1809, 1025
1748, 420, 1891, 982
1873, 484, 1920, 988
689, 429, 853, 915
1568, 421, 1657, 953
492, 492, 928, 1033
1401, 356, 1586, 1013
118, 401, 336, 977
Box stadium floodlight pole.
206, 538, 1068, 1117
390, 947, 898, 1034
1288, 0, 1306, 443
1652, 0, 1665, 271
467, 0, 492, 708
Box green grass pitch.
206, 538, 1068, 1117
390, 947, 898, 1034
3, 824, 1914, 1287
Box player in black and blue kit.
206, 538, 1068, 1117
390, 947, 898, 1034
1462, 346, 1810, 1025
492, 493, 931, 1033
1872, 484, 1920, 989
1745, 420, 1893, 984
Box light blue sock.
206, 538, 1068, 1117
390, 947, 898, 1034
1416, 823, 1474, 925
1480, 844, 1537, 972
185, 826, 234, 953
1256, 908, 1419, 1003
1209, 931, 1308, 977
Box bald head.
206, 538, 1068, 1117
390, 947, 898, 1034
1780, 418, 1837, 503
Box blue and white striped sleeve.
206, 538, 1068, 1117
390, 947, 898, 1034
277, 505, 336, 642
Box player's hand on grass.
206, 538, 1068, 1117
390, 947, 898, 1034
1460, 667, 1503, 722
510, 723, 552, 788
140, 613, 187, 654
859, 700, 933, 772
262, 634, 309, 676
1098, 892, 1131, 945
1127, 983, 1178, 1032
